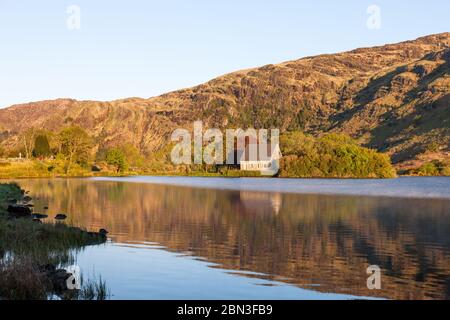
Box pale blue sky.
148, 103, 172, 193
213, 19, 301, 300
0, 0, 449, 108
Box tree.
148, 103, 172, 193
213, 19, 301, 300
19, 128, 37, 159
106, 148, 128, 173
33, 135, 51, 158
58, 126, 92, 173
119, 143, 144, 167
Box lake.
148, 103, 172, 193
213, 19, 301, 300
11, 176, 450, 300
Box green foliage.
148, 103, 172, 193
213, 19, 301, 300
33, 135, 51, 158
412, 160, 450, 176
106, 148, 128, 173
97, 143, 143, 172
279, 132, 396, 178
58, 126, 92, 173
117, 143, 143, 168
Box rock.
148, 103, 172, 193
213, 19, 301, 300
50, 269, 73, 291
23, 195, 32, 202
55, 214, 67, 220
33, 213, 48, 219
39, 264, 56, 273
39, 264, 74, 291
7, 204, 32, 217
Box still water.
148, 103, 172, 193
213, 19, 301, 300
11, 177, 450, 300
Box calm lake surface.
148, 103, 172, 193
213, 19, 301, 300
11, 177, 450, 300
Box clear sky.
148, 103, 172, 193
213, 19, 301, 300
0, 0, 449, 108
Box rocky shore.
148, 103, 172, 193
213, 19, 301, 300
0, 183, 109, 300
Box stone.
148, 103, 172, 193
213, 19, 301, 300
55, 214, 67, 220
7, 204, 32, 217
33, 213, 48, 219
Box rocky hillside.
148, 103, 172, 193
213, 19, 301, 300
0, 33, 449, 169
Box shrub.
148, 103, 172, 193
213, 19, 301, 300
412, 160, 450, 176
279, 132, 396, 178
106, 148, 128, 173
33, 135, 51, 158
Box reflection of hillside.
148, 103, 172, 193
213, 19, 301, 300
15, 179, 450, 300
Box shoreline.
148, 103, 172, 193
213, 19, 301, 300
1, 171, 449, 180
0, 183, 109, 300
8, 175, 447, 201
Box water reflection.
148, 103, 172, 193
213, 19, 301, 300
13, 178, 450, 300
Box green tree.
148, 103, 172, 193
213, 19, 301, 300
58, 126, 92, 173
106, 148, 128, 173
119, 143, 144, 167
33, 135, 51, 158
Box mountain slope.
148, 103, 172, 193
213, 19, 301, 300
0, 33, 449, 169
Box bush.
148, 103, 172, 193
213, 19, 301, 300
33, 135, 51, 158
279, 132, 396, 178
412, 160, 450, 176
106, 148, 128, 173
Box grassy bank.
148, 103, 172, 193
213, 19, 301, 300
0, 160, 109, 179
0, 159, 263, 179
2, 155, 448, 180
0, 183, 109, 300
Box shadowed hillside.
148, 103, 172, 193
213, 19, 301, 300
0, 33, 449, 170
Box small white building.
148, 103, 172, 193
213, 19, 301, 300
239, 143, 282, 174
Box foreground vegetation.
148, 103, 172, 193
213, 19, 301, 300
0, 184, 109, 300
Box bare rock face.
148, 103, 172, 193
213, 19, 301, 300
0, 33, 449, 168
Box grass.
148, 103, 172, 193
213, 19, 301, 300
0, 257, 51, 300
0, 160, 94, 179
76, 276, 109, 300
0, 183, 109, 300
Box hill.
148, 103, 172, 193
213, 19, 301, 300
0, 33, 449, 171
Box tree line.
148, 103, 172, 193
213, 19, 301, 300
0, 126, 143, 174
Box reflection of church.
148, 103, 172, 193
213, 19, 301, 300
239, 191, 283, 215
